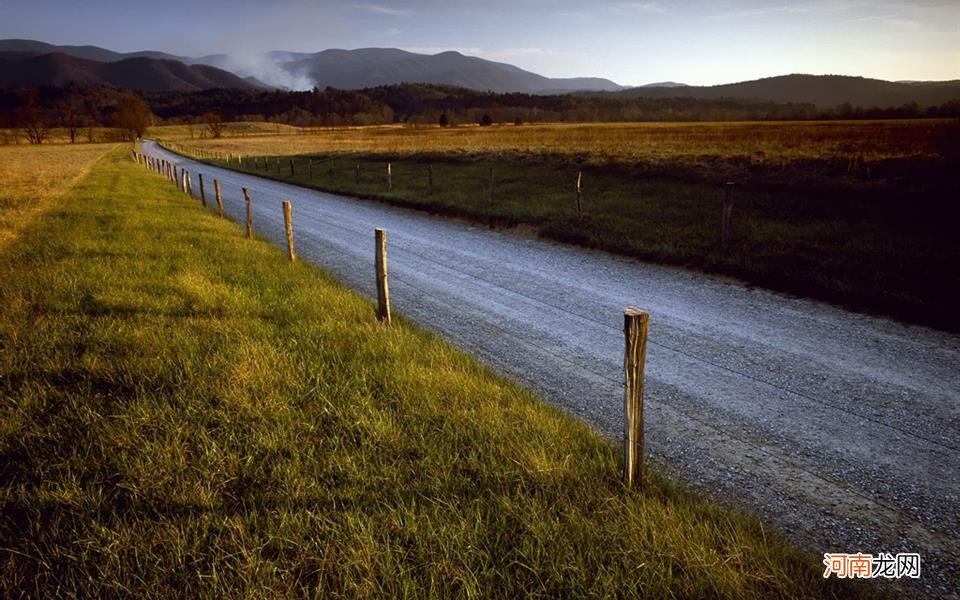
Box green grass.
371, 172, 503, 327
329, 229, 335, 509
199, 150, 959, 332
0, 147, 868, 598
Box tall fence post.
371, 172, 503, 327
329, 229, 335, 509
214, 179, 224, 218
174, 165, 180, 189
282, 200, 296, 262
243, 187, 253, 239
427, 164, 433, 195
576, 171, 583, 220
375, 228, 391, 323
181, 169, 187, 194
199, 174, 207, 206
387, 163, 392, 191
186, 172, 193, 197
722, 182, 735, 247
623, 307, 649, 491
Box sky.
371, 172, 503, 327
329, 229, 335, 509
1, 0, 957, 86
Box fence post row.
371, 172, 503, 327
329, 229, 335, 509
214, 179, 224, 218
282, 200, 295, 262
623, 307, 649, 491
375, 228, 391, 324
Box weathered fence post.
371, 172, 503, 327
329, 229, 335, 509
174, 165, 180, 189
488, 166, 494, 202
276, 156, 281, 174
375, 228, 391, 324
623, 307, 649, 491
387, 163, 392, 190
186, 172, 193, 197
722, 182, 735, 247
427, 164, 433, 195
243, 187, 252, 239
308, 158, 313, 179
576, 171, 583, 220
289, 159, 295, 177
181, 169, 187, 194
282, 200, 296, 262
198, 173, 207, 206
355, 163, 360, 184
214, 178, 224, 218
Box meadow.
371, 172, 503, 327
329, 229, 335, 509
0, 145, 874, 597
162, 119, 960, 330
0, 142, 116, 247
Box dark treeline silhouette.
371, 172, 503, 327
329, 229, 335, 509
2, 83, 959, 143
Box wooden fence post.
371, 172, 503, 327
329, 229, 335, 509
375, 228, 391, 323
576, 171, 583, 219
181, 169, 187, 194
427, 164, 433, 195
308, 158, 313, 179
289, 159, 295, 177
282, 200, 295, 262
276, 156, 281, 174
199, 174, 207, 206
186, 172, 193, 197
387, 163, 392, 190
355, 163, 360, 184
243, 187, 252, 239
174, 165, 180, 189
623, 307, 649, 491
722, 182, 735, 247
214, 179, 224, 218
488, 166, 494, 202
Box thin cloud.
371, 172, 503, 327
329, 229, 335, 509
358, 4, 412, 17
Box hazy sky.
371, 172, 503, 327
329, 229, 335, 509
1, 0, 957, 85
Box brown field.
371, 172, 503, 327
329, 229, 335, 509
155, 119, 960, 166
0, 143, 117, 247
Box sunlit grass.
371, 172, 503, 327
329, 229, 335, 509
0, 148, 868, 598
154, 119, 960, 164
0, 143, 117, 248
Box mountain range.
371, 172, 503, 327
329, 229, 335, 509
1, 38, 958, 108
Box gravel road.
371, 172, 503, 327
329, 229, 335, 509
143, 141, 960, 598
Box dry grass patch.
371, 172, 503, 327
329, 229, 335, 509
0, 143, 116, 247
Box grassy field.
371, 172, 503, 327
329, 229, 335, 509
163, 119, 960, 331
0, 143, 116, 248
0, 146, 868, 597
154, 119, 960, 165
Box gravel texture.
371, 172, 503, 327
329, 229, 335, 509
146, 142, 960, 598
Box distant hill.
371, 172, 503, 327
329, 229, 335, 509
0, 38, 184, 63
280, 48, 625, 94
617, 74, 960, 108
0, 52, 257, 91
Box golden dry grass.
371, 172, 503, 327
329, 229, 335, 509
156, 119, 960, 165
0, 143, 117, 247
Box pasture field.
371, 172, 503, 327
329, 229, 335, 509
154, 119, 959, 166
165, 119, 960, 330
0, 143, 116, 247
0, 147, 868, 598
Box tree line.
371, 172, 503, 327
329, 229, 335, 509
2, 82, 958, 144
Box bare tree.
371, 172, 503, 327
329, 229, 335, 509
16, 101, 50, 145
201, 112, 225, 139
113, 94, 153, 140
